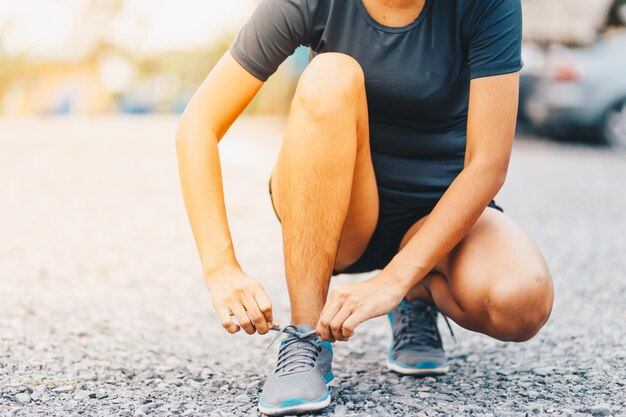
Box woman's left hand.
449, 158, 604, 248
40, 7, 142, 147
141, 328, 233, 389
316, 273, 407, 342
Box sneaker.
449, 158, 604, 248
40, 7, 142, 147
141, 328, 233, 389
258, 324, 334, 416
386, 299, 449, 375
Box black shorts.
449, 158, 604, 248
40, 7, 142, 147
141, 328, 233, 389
268, 177, 503, 275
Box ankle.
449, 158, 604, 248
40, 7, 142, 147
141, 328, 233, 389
290, 316, 318, 328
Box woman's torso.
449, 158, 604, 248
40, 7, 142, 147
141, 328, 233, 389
229, 0, 523, 203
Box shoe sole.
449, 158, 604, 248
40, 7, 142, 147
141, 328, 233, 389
386, 360, 449, 376
258, 394, 331, 416
258, 373, 334, 416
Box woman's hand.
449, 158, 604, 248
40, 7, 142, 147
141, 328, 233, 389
206, 265, 278, 335
316, 273, 407, 342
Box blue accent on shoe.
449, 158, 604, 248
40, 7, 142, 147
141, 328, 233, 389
324, 371, 334, 384
319, 340, 333, 353
258, 390, 330, 409
387, 352, 447, 370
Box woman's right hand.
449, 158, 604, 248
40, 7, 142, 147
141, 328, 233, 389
205, 265, 278, 335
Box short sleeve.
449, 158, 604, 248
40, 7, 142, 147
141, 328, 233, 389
466, 0, 523, 79
229, 0, 310, 81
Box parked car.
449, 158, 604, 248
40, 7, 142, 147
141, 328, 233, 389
518, 42, 546, 129
525, 31, 626, 147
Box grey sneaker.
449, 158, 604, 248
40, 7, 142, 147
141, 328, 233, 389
387, 299, 449, 375
258, 324, 334, 416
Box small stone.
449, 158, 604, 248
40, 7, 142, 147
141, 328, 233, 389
589, 404, 611, 417
532, 367, 554, 377
15, 393, 31, 404
52, 386, 74, 394
527, 390, 539, 399
345, 401, 355, 410
134, 404, 150, 417
30, 386, 46, 401
245, 380, 260, 394
528, 403, 543, 414
234, 394, 249, 403
74, 390, 96, 401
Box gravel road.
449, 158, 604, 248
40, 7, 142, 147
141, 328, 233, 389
1, 116, 625, 416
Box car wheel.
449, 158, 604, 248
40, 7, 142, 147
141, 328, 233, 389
601, 99, 626, 148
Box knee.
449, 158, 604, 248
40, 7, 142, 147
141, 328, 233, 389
484, 268, 554, 342
293, 53, 364, 119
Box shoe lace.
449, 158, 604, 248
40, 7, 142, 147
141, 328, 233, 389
267, 325, 322, 376
393, 303, 455, 351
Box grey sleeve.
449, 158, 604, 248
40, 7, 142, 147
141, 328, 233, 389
229, 0, 311, 81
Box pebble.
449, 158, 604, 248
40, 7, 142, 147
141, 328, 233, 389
589, 404, 612, 417
30, 386, 46, 401
51, 386, 75, 394
15, 393, 31, 404
74, 390, 96, 401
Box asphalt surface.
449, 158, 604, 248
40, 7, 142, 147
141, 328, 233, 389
1, 116, 625, 416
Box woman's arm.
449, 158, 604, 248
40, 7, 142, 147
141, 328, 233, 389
316, 72, 519, 340
385, 72, 519, 283
176, 51, 277, 335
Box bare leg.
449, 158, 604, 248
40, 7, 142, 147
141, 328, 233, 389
401, 207, 554, 342
271, 53, 378, 327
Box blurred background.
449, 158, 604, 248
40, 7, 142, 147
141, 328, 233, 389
0, 0, 308, 116
1, 0, 625, 146
2, 1, 626, 415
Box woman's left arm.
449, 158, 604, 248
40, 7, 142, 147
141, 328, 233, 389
316, 72, 519, 341
386, 72, 520, 283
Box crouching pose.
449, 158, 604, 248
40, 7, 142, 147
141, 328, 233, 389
176, 0, 554, 415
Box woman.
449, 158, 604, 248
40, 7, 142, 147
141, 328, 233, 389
176, 0, 554, 414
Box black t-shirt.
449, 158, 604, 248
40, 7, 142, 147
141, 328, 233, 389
230, 0, 523, 203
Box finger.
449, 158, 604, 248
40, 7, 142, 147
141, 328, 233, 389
329, 304, 353, 342
231, 303, 255, 335
243, 295, 269, 335
341, 311, 365, 339
253, 289, 274, 328
215, 302, 240, 334
317, 291, 343, 342
342, 325, 355, 339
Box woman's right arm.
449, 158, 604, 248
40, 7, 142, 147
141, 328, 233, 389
176, 51, 276, 335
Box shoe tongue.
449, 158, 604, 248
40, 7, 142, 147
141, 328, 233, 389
281, 324, 315, 342
295, 323, 314, 333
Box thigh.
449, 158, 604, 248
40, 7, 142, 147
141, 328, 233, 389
269, 53, 379, 272
400, 206, 553, 310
